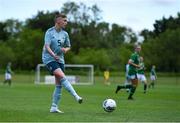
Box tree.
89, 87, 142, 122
4, 19, 22, 37
0, 22, 9, 42
153, 12, 180, 36
140, 12, 180, 71
72, 48, 111, 70
140, 29, 154, 41
91, 4, 102, 23
61, 2, 102, 25
26, 11, 56, 32
0, 43, 15, 68
0, 1, 139, 71
11, 29, 44, 70
107, 24, 127, 47
0, 19, 22, 42
142, 29, 180, 72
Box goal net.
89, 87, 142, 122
35, 64, 94, 85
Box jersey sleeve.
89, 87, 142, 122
44, 31, 51, 45
64, 32, 71, 47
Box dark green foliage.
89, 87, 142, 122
142, 29, 180, 72
0, 43, 16, 67
13, 29, 44, 69
153, 13, 180, 36
25, 11, 56, 32
0, 22, 10, 41
0, 2, 179, 72
141, 13, 180, 72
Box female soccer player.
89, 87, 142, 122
149, 65, 157, 88
42, 13, 82, 113
115, 44, 141, 100
137, 56, 148, 93
4, 62, 13, 86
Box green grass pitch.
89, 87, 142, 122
0, 75, 180, 122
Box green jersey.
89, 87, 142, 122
5, 64, 12, 74
128, 52, 140, 75
151, 68, 156, 76
137, 62, 145, 74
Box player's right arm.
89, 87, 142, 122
44, 44, 59, 61
128, 59, 140, 68
44, 30, 59, 61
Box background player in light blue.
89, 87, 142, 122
124, 63, 131, 92
42, 13, 82, 113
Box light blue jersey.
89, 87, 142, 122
125, 64, 129, 77
42, 26, 71, 64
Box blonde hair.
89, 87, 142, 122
134, 43, 141, 49
54, 13, 67, 22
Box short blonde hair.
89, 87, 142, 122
134, 43, 141, 49
54, 13, 67, 22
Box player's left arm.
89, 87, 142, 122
61, 47, 70, 54
128, 59, 140, 68
61, 32, 71, 54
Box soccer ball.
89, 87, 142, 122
102, 99, 116, 112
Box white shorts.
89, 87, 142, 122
150, 75, 156, 81
5, 73, 11, 80
137, 74, 147, 82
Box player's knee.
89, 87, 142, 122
54, 71, 65, 78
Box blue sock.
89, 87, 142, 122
52, 85, 62, 107
60, 77, 80, 100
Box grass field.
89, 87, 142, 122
0, 74, 180, 122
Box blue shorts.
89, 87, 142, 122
46, 61, 65, 75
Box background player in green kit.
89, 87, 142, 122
115, 44, 141, 100
42, 13, 82, 113
4, 62, 13, 86
149, 65, 157, 88
137, 56, 148, 93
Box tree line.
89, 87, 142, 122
0, 2, 179, 73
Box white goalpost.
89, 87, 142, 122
35, 64, 94, 85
